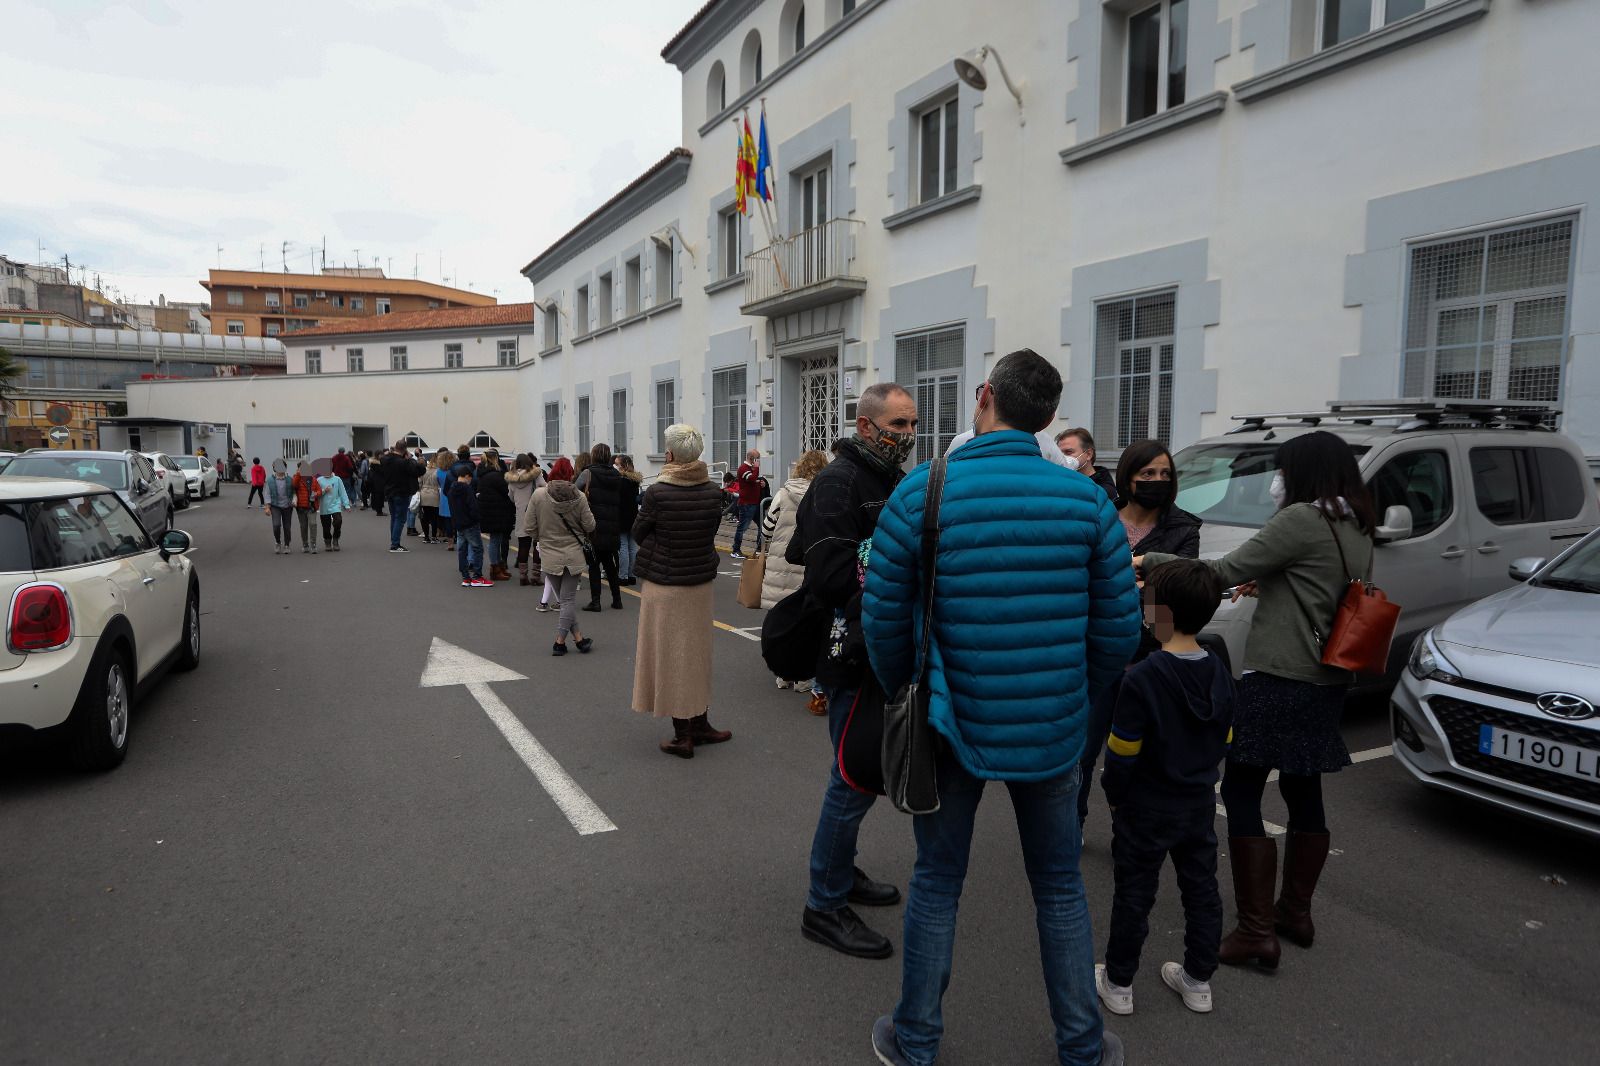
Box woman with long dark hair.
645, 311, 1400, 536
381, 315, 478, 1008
1136, 430, 1375, 972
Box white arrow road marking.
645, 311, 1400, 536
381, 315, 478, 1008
420, 637, 616, 836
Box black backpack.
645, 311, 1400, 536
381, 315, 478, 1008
760, 585, 832, 682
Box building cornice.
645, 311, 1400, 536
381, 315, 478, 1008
521, 150, 693, 286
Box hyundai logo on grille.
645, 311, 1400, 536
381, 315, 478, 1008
1536, 692, 1597, 721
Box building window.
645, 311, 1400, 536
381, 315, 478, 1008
576, 285, 590, 334
293, 293, 309, 309
1126, 0, 1188, 124
226, 291, 243, 306
445, 342, 464, 369
795, 6, 806, 51
915, 96, 959, 204
347, 348, 364, 373
498, 339, 517, 366
578, 395, 592, 453
653, 239, 675, 304
427, 301, 439, 309
305, 349, 322, 374
331, 295, 344, 308
720, 210, 743, 279
390, 345, 408, 370
282, 438, 311, 460
351, 297, 365, 311
1402, 216, 1575, 407
264, 291, 281, 308
710, 366, 748, 470
376, 298, 391, 315
624, 257, 641, 317
598, 272, 614, 328
1321, 0, 1427, 49
126, 427, 142, 450
544, 401, 561, 455
543, 303, 560, 348
226, 320, 244, 334
707, 60, 727, 118
612, 388, 628, 452
741, 29, 764, 91
895, 326, 965, 465
1093, 290, 1176, 449
654, 379, 676, 454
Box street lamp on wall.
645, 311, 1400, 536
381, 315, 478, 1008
954, 45, 1025, 125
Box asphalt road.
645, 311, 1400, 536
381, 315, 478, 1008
3, 486, 1597, 1065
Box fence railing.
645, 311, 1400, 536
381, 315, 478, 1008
743, 217, 864, 307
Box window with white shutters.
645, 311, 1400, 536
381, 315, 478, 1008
655, 380, 676, 454
612, 388, 628, 452
1093, 291, 1176, 449
577, 395, 592, 453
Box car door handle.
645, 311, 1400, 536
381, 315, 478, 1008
1440, 547, 1466, 560
1476, 542, 1501, 555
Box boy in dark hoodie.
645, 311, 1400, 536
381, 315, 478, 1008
1096, 559, 1235, 1018
449, 467, 488, 587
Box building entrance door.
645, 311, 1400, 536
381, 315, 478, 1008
798, 353, 840, 455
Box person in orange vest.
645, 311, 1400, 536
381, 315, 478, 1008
291, 460, 324, 554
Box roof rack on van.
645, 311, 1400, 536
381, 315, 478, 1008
1228, 399, 1557, 434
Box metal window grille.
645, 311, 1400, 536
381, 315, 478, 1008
612, 388, 628, 452
1403, 217, 1574, 420
577, 395, 592, 453
282, 437, 310, 460
445, 343, 463, 369
1093, 291, 1176, 449
711, 366, 747, 470
655, 380, 676, 453
894, 325, 964, 465
544, 402, 560, 456
799, 354, 840, 456
498, 340, 517, 367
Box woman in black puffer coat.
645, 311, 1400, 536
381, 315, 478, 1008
582, 443, 627, 611
476, 450, 518, 582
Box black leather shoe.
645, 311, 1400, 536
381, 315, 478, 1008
849, 866, 902, 907
801, 906, 893, 960
582, 602, 603, 613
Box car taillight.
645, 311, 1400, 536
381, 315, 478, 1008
9, 584, 72, 652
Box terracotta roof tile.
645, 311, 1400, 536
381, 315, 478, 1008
281, 303, 535, 339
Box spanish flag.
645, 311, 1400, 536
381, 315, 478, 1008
735, 114, 758, 215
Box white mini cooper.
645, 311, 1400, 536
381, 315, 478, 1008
1, 476, 200, 770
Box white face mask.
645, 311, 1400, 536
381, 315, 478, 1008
1061, 454, 1079, 472
1269, 471, 1287, 509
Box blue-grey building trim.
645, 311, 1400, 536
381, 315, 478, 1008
570, 270, 594, 338
591, 256, 618, 330
886, 62, 984, 218
1234, 0, 1490, 104
648, 358, 683, 457
1059, 92, 1228, 167
777, 104, 856, 235
882, 184, 982, 231
1059, 239, 1221, 451
704, 275, 745, 296
707, 184, 755, 284
1340, 146, 1600, 456
1067, 0, 1230, 144
522, 151, 692, 286
873, 266, 995, 424
648, 217, 682, 306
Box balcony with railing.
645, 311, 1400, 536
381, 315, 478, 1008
740, 217, 866, 317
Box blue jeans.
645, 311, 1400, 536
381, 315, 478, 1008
732, 502, 761, 554
894, 756, 1103, 1066
388, 495, 409, 547
618, 532, 637, 580
806, 685, 878, 913
456, 524, 483, 578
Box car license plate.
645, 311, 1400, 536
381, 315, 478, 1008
1478, 725, 1600, 783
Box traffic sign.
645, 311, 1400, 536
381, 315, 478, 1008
45, 404, 72, 427
48, 426, 71, 444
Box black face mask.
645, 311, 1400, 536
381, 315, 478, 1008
1130, 481, 1175, 509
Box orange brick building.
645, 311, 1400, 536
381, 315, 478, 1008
201, 268, 495, 339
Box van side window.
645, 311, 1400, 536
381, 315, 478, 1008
1369, 450, 1452, 537
1469, 447, 1585, 525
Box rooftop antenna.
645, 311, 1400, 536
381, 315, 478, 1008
353, 249, 361, 271
259, 243, 265, 271
216, 243, 223, 269
413, 253, 419, 279
281, 240, 289, 272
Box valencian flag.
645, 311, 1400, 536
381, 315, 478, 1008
756, 109, 773, 203
735, 114, 758, 214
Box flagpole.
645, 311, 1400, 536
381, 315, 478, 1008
754, 101, 789, 292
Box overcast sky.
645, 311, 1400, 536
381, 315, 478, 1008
2, 0, 689, 307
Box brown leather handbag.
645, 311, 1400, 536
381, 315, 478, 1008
1294, 513, 1401, 676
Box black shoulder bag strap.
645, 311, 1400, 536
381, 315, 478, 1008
883, 457, 948, 815
910, 458, 948, 678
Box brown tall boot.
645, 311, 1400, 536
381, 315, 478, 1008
687, 713, 732, 745
1276, 830, 1331, 948
659, 717, 694, 759
1219, 836, 1281, 970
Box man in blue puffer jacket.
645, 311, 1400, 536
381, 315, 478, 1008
862, 348, 1141, 1066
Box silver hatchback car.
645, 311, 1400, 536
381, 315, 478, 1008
1392, 527, 1600, 837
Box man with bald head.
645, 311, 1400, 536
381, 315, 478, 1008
793, 381, 919, 961
730, 446, 764, 559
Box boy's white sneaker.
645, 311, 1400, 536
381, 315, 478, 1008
1095, 964, 1134, 1016
1160, 962, 1213, 1013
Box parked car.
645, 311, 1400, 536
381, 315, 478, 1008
173, 454, 220, 498
0, 476, 199, 769
1172, 401, 1600, 680
1391, 527, 1600, 836
142, 451, 189, 511
0, 451, 16, 473
2, 450, 173, 536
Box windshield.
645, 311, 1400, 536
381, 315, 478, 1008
1539, 535, 1600, 593
1173, 440, 1369, 529
175, 456, 202, 470
3, 455, 129, 490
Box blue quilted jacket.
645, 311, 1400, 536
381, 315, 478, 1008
862, 430, 1143, 781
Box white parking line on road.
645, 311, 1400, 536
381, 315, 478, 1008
420, 637, 616, 836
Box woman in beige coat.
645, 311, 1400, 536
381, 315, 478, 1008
759, 449, 829, 712
523, 474, 596, 655
506, 453, 544, 585
417, 455, 443, 543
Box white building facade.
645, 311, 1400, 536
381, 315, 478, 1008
131, 0, 1600, 477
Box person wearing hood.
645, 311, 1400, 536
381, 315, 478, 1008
581, 443, 627, 612
263, 458, 295, 554
629, 424, 729, 757
1095, 559, 1235, 1020
759, 448, 829, 713
524, 461, 596, 653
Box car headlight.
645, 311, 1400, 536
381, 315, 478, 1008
1407, 628, 1461, 684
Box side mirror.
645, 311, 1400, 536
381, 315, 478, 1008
1508, 556, 1546, 582
135, 478, 150, 495
1374, 504, 1414, 543
159, 529, 192, 562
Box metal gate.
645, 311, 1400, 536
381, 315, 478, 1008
798, 354, 839, 455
